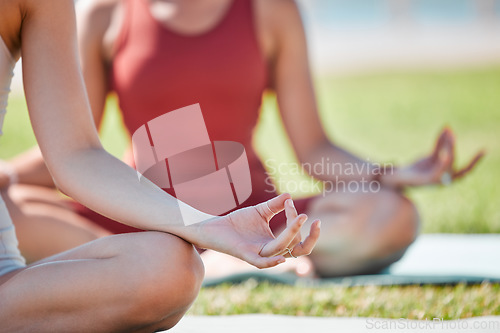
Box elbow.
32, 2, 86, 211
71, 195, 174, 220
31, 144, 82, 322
52, 176, 70, 197
42, 145, 105, 197
43, 158, 73, 196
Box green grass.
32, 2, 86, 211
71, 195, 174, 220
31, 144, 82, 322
189, 280, 500, 318
4, 68, 499, 233
0, 94, 130, 159
2, 67, 499, 318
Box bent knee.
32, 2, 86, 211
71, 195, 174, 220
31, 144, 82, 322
132, 231, 204, 297
330, 189, 420, 264
124, 232, 204, 324
391, 192, 419, 245
308, 189, 419, 277
376, 190, 420, 255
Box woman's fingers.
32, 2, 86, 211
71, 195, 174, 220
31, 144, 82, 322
289, 234, 303, 252
254, 196, 319, 262
256, 193, 291, 221
281, 198, 302, 250
453, 150, 485, 180
271, 199, 303, 255
433, 128, 454, 163
285, 198, 302, 244
284, 198, 298, 221
432, 128, 448, 160
438, 128, 483, 182
444, 128, 456, 170
289, 220, 321, 257
260, 213, 307, 257
278, 233, 302, 257
430, 149, 451, 184
245, 253, 286, 269
432, 131, 455, 183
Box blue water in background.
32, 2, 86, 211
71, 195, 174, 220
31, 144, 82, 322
303, 0, 500, 28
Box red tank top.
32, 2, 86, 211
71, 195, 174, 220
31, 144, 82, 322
76, 0, 313, 233
110, 0, 276, 208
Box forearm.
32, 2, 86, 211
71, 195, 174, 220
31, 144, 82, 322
301, 140, 378, 183
49, 146, 212, 240
6, 146, 55, 187
20, 0, 211, 243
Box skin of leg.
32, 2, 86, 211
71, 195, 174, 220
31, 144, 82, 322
3, 183, 417, 278
0, 231, 204, 332
2, 185, 111, 263
304, 187, 420, 277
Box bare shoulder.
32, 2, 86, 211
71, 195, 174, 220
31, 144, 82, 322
255, 0, 303, 32
76, 0, 125, 61
254, 0, 306, 54
0, 0, 26, 56
0, 0, 81, 56
76, 0, 121, 33
254, 0, 303, 62
256, 0, 301, 15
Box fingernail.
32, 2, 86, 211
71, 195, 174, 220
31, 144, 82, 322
278, 258, 286, 264
317, 220, 321, 229
288, 199, 295, 208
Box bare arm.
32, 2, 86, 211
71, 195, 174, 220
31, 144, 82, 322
76, 0, 111, 128
270, 0, 374, 183
21, 0, 172, 229
0, 0, 110, 190
17, 0, 318, 267
270, 1, 483, 188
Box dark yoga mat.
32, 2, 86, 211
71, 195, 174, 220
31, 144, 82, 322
202, 234, 500, 287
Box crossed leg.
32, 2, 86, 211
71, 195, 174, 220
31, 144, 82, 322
201, 187, 419, 278
3, 185, 110, 263
4, 183, 419, 279
0, 231, 204, 332
305, 187, 420, 277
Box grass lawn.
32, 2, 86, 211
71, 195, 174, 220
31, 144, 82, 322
190, 281, 500, 319
2, 67, 499, 318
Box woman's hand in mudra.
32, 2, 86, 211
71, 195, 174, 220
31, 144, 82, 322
383, 127, 484, 188
191, 193, 321, 269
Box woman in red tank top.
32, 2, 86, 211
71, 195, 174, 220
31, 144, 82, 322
109, 0, 279, 230
2, 0, 482, 277
1, 0, 320, 329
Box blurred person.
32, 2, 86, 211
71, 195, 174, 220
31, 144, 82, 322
1, 0, 482, 277
0, 0, 319, 330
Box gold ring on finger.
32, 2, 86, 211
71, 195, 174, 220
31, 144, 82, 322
286, 247, 297, 259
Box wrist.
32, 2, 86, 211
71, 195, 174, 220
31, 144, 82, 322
372, 164, 399, 188
170, 214, 222, 250
0, 160, 18, 186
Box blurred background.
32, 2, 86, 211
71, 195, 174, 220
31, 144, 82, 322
301, 0, 500, 74
257, 0, 500, 235
3, 0, 500, 234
